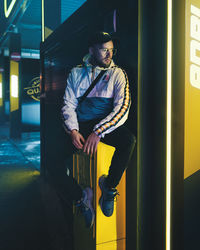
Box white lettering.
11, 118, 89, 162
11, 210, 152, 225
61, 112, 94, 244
190, 5, 200, 89
191, 4, 200, 18
190, 64, 200, 89
190, 40, 200, 65
191, 15, 200, 41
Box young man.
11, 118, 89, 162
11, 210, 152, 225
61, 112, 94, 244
61, 31, 136, 228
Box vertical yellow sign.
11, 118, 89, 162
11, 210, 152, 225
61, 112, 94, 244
10, 60, 19, 112
185, 0, 200, 179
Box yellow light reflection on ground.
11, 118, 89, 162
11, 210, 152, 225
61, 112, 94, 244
0, 169, 40, 192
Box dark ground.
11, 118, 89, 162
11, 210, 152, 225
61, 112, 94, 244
0, 122, 73, 250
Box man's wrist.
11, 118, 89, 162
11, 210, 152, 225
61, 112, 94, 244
93, 131, 102, 138
71, 129, 78, 134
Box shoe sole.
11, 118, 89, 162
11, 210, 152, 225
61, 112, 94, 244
99, 176, 110, 217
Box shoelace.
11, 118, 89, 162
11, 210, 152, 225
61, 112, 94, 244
115, 191, 120, 202
105, 190, 120, 201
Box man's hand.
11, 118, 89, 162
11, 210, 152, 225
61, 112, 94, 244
70, 130, 85, 149
83, 132, 100, 155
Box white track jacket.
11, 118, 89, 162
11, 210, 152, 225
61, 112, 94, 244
61, 54, 131, 138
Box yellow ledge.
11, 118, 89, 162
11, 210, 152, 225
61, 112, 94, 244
73, 142, 126, 250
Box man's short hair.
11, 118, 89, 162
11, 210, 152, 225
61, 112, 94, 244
88, 31, 113, 47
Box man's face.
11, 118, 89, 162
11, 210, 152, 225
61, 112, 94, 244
90, 40, 115, 68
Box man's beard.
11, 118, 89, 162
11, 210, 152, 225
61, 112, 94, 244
90, 56, 111, 68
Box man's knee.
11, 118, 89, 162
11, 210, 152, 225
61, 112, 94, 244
118, 130, 136, 152
127, 133, 136, 151
131, 134, 136, 147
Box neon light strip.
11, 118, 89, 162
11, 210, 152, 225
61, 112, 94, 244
166, 0, 172, 250
113, 9, 117, 32
0, 73, 2, 101
0, 82, 2, 98
42, 0, 45, 41
11, 75, 18, 98
4, 0, 17, 18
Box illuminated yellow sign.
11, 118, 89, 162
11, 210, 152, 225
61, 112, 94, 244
11, 75, 18, 98
190, 5, 200, 89
24, 77, 40, 101
10, 60, 19, 112
185, 0, 200, 179
4, 0, 17, 18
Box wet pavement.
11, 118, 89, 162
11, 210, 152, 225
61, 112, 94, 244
0, 122, 73, 250
0, 134, 40, 170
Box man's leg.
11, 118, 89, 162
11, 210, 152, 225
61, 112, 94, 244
102, 125, 136, 188
48, 126, 95, 227
48, 126, 83, 203
79, 120, 136, 189
98, 125, 136, 217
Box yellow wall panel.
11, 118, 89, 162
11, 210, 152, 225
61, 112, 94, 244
184, 0, 200, 179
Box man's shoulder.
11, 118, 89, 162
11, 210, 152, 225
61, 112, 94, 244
71, 64, 85, 72
69, 64, 85, 76
71, 64, 86, 71
111, 65, 127, 76
75, 64, 84, 68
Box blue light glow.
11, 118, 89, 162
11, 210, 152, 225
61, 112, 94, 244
5, 101, 10, 115
22, 102, 40, 125
61, 0, 86, 23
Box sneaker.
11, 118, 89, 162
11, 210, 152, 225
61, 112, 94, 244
99, 175, 119, 217
76, 187, 95, 228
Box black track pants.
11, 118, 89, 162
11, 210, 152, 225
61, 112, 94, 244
50, 120, 136, 202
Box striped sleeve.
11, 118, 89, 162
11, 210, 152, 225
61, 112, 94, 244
93, 68, 131, 137
61, 69, 79, 133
